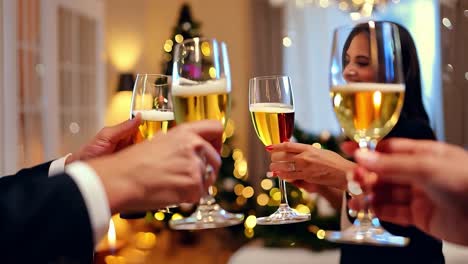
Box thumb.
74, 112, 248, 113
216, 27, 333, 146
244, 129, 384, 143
100, 115, 142, 143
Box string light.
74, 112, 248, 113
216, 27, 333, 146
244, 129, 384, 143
234, 184, 244, 196
316, 229, 326, 239
261, 179, 274, 190
244, 215, 257, 229
244, 228, 254, 238
242, 186, 255, 198
282, 37, 292, 47
442, 18, 453, 30
175, 34, 184, 43
256, 193, 270, 206
171, 213, 183, 221
154, 212, 165, 221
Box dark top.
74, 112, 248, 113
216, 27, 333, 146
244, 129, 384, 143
0, 162, 94, 263
340, 117, 445, 264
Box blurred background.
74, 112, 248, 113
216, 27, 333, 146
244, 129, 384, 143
0, 0, 467, 263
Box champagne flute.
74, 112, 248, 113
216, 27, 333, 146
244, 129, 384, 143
249, 75, 310, 225
120, 74, 175, 219
325, 21, 409, 246
168, 38, 244, 230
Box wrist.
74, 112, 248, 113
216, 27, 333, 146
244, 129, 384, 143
86, 155, 141, 214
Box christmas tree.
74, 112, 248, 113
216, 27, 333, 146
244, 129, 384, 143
161, 4, 201, 76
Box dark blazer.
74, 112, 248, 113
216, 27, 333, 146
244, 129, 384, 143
341, 117, 445, 264
0, 162, 94, 263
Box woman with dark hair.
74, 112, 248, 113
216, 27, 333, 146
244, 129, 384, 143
267, 22, 444, 263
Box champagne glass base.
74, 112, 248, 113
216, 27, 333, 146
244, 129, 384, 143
169, 202, 244, 230
256, 204, 310, 225
325, 222, 409, 247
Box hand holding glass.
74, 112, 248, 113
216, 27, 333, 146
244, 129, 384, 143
326, 21, 409, 246
249, 75, 310, 225
169, 38, 244, 230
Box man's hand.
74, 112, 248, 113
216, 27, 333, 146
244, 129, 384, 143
66, 116, 142, 164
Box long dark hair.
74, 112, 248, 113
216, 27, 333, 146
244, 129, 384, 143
342, 21, 430, 124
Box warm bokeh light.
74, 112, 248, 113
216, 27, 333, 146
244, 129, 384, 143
107, 92, 153, 126
154, 211, 165, 221
234, 184, 244, 196
237, 160, 248, 177
261, 179, 273, 190
236, 196, 247, 206
135, 232, 156, 250
105, 255, 126, 264
201, 41, 211, 56
242, 186, 254, 198
108, 35, 142, 71
312, 142, 322, 149
209, 66, 217, 78
338, 1, 349, 10
244, 215, 257, 229
175, 34, 184, 43
272, 191, 281, 201
316, 229, 326, 240
290, 190, 299, 198
256, 193, 269, 206
105, 91, 133, 126
171, 213, 183, 220
295, 204, 311, 214
282, 36, 292, 47
269, 187, 279, 197
319, 0, 329, 8
232, 149, 243, 160
244, 228, 254, 239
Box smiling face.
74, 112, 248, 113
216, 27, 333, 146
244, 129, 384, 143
343, 32, 376, 83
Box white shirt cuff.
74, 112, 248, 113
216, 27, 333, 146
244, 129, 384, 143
48, 154, 72, 177
66, 161, 111, 246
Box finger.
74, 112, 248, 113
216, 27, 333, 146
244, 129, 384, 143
273, 171, 302, 182
372, 204, 412, 227
377, 138, 439, 155
341, 141, 358, 156
354, 150, 431, 185
291, 180, 319, 193
270, 151, 296, 162
179, 120, 224, 152
101, 116, 142, 143
195, 136, 222, 175
372, 184, 412, 205
269, 160, 298, 173
267, 142, 309, 154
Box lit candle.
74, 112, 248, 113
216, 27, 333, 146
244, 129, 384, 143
94, 219, 125, 264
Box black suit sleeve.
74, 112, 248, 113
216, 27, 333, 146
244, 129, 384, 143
0, 169, 94, 263
1, 161, 52, 184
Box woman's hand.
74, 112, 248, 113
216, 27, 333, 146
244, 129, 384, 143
268, 142, 353, 191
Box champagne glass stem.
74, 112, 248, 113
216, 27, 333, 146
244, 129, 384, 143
278, 179, 289, 205
355, 139, 378, 227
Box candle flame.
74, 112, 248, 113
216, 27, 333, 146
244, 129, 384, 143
107, 218, 116, 249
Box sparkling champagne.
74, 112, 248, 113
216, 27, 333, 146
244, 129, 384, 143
132, 110, 176, 143
249, 103, 295, 146
331, 83, 405, 142
172, 79, 230, 126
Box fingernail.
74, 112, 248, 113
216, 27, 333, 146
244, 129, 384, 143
265, 145, 273, 151
355, 149, 378, 163
266, 171, 274, 178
